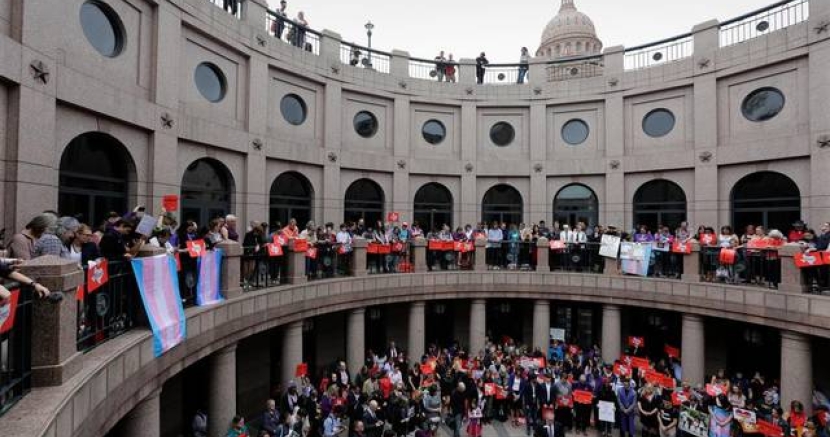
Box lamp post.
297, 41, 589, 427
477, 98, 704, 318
365, 21, 374, 69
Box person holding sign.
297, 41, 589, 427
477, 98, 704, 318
573, 375, 593, 435
597, 380, 618, 437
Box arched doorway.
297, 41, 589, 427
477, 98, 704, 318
270, 172, 313, 228
731, 171, 800, 232
482, 184, 523, 225
58, 132, 134, 227
633, 180, 687, 231
180, 159, 233, 226
554, 184, 598, 229
413, 183, 453, 233
343, 179, 385, 226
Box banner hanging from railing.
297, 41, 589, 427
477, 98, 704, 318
196, 249, 224, 306
0, 288, 20, 334
131, 254, 186, 357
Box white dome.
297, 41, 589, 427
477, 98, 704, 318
537, 0, 602, 58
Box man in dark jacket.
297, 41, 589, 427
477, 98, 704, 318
262, 399, 280, 436
99, 219, 135, 261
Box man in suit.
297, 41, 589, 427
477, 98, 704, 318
537, 374, 557, 410
363, 400, 384, 437
535, 407, 565, 437
387, 341, 401, 363
522, 373, 540, 436
333, 361, 351, 388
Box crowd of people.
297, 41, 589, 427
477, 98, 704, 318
210, 335, 827, 437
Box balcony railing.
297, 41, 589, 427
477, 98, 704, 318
624, 34, 694, 71
207, 0, 242, 19
265, 10, 321, 55
0, 283, 31, 417
77, 261, 139, 353
699, 247, 782, 289
426, 240, 475, 271
482, 64, 528, 85
719, 0, 809, 47
340, 42, 391, 74
546, 55, 604, 82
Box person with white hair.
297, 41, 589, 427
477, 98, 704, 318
34, 215, 80, 258
222, 214, 239, 242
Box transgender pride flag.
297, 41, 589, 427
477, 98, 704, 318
131, 254, 187, 357
196, 249, 224, 306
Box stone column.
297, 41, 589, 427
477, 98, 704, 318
603, 257, 620, 276
18, 256, 83, 386
408, 302, 426, 361
474, 238, 487, 271
779, 244, 806, 294
681, 314, 705, 385
320, 30, 343, 62
781, 331, 813, 415
532, 300, 550, 354
601, 304, 621, 364
121, 388, 161, 437
411, 238, 427, 273
286, 239, 307, 285
351, 238, 368, 277
391, 49, 410, 78
208, 345, 237, 437
536, 238, 550, 272
681, 242, 701, 283
347, 309, 365, 373
243, 0, 268, 27
459, 59, 476, 84
216, 240, 243, 299
469, 299, 486, 355
281, 321, 304, 385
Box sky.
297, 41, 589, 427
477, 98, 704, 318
266, 0, 779, 61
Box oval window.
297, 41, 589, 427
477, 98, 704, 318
490, 122, 515, 147
561, 119, 589, 145
642, 109, 675, 138
742, 87, 785, 122
422, 120, 447, 145
280, 94, 308, 125
354, 111, 379, 138
194, 62, 226, 103
80, 1, 125, 57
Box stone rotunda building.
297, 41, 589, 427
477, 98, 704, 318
536, 0, 604, 58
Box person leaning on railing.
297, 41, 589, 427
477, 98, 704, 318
0, 257, 54, 299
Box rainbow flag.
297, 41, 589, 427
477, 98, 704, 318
131, 254, 186, 357
196, 249, 224, 306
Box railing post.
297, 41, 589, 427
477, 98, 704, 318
692, 19, 720, 56
536, 238, 550, 272
810, 0, 830, 24
603, 255, 620, 276
474, 238, 487, 271
351, 238, 368, 277
779, 244, 806, 294
602, 45, 624, 75
18, 256, 83, 387
287, 239, 307, 285
529, 58, 546, 85
217, 240, 243, 299
682, 242, 702, 283
411, 238, 427, 273
320, 29, 342, 63
459, 58, 476, 84
391, 49, 410, 78
243, 0, 269, 28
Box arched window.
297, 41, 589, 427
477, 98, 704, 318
414, 183, 453, 233
59, 132, 134, 227
482, 184, 523, 226
344, 179, 385, 226
731, 171, 800, 232
554, 184, 598, 229
270, 172, 313, 229
181, 159, 233, 226
633, 180, 687, 231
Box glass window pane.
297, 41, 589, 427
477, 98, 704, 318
80, 1, 123, 57
742, 88, 785, 122
642, 109, 675, 138
561, 119, 589, 145
422, 120, 446, 145
194, 63, 226, 102
354, 111, 379, 138
489, 122, 515, 147
280, 94, 307, 125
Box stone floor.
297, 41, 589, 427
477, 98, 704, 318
435, 422, 604, 437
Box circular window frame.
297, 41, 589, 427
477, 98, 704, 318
422, 119, 447, 145
353, 111, 379, 138
642, 108, 676, 138
194, 62, 227, 103
80, 0, 126, 58
561, 119, 590, 146
489, 122, 516, 147
280, 94, 308, 126
741, 87, 786, 122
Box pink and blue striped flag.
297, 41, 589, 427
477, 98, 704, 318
131, 254, 187, 357
196, 249, 224, 306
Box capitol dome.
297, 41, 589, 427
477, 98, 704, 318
537, 0, 603, 59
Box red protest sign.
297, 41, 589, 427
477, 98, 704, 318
86, 258, 109, 294
672, 391, 688, 406
292, 239, 308, 253
644, 369, 676, 389
0, 289, 19, 334
699, 233, 715, 246
756, 420, 784, 437
706, 383, 728, 397
621, 355, 651, 369
174, 252, 182, 271
75, 284, 84, 301
573, 390, 594, 404
387, 212, 400, 223
162, 194, 179, 211
186, 239, 207, 257
719, 248, 737, 265
420, 363, 435, 375
628, 336, 645, 348
794, 252, 824, 268
267, 243, 283, 257
550, 240, 567, 251
273, 234, 287, 246
306, 247, 318, 259
568, 345, 581, 356
484, 383, 496, 397
495, 385, 507, 400
295, 363, 308, 377
671, 240, 692, 254
613, 363, 631, 377
664, 345, 681, 359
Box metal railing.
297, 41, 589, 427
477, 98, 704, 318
546, 56, 604, 82
549, 242, 605, 273
485, 241, 537, 270
339, 42, 391, 74
719, 0, 809, 47
408, 57, 459, 82
366, 242, 413, 274
0, 283, 31, 417
77, 262, 139, 353
482, 64, 529, 85
699, 247, 781, 289
426, 240, 475, 271
241, 246, 288, 291
624, 34, 694, 70
265, 10, 321, 55
307, 242, 353, 280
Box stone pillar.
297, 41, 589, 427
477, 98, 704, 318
536, 238, 550, 272
532, 300, 550, 354
216, 240, 243, 299
243, 0, 268, 27
781, 331, 813, 415
459, 58, 476, 84
286, 239, 307, 285
18, 256, 83, 386
528, 59, 546, 85
391, 49, 410, 78
602, 45, 624, 75
351, 238, 368, 277
603, 257, 620, 276
281, 321, 303, 385
601, 304, 621, 364
474, 238, 487, 271
320, 30, 343, 63
121, 388, 161, 437
682, 242, 701, 283
469, 299, 486, 355
408, 302, 426, 361
411, 238, 427, 273
779, 244, 806, 294
681, 314, 705, 385
347, 309, 365, 373
208, 345, 237, 437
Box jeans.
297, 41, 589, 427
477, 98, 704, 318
524, 406, 538, 435
454, 413, 464, 437
517, 66, 528, 84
